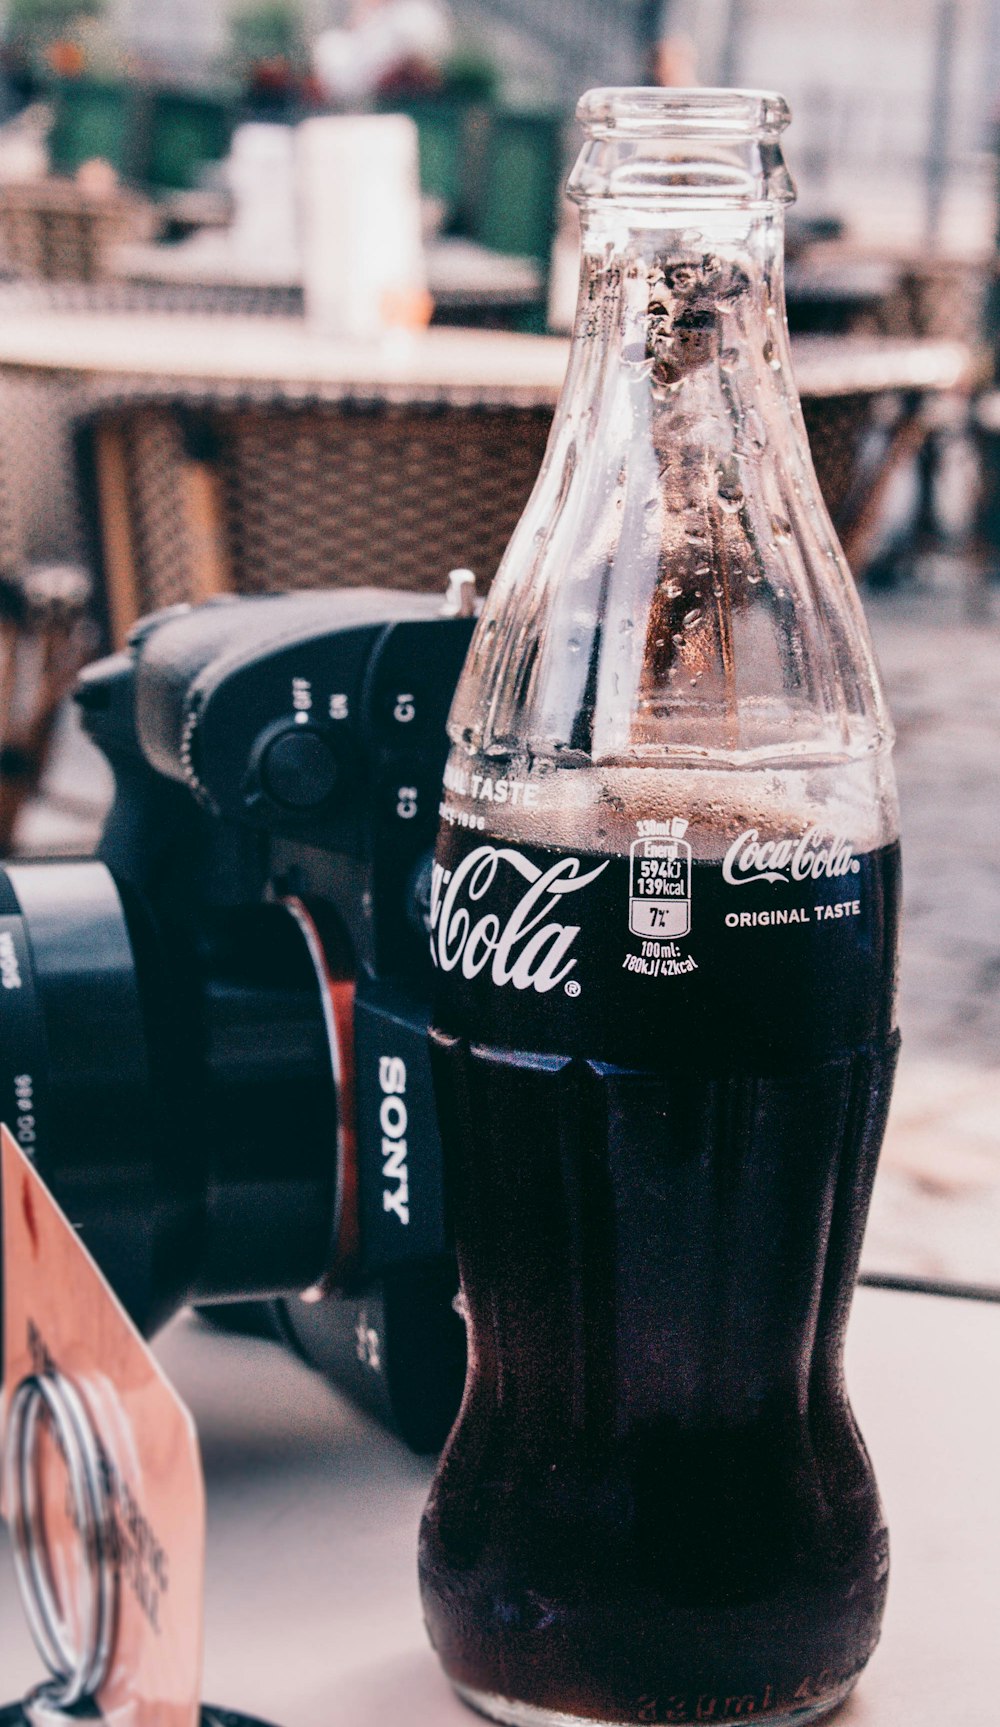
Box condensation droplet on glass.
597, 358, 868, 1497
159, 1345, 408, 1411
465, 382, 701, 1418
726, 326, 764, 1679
771, 514, 792, 542
662, 578, 682, 600
568, 637, 582, 654
618, 617, 634, 634
762, 338, 781, 371
746, 569, 762, 585
682, 608, 703, 629
712, 582, 723, 598
746, 410, 766, 449
689, 675, 701, 687
672, 632, 685, 649
716, 458, 743, 514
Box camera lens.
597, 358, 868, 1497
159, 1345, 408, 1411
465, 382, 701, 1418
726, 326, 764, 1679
0, 861, 167, 1327
0, 861, 343, 1337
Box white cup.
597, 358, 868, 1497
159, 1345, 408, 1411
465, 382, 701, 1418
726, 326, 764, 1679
228, 123, 300, 267
297, 114, 429, 338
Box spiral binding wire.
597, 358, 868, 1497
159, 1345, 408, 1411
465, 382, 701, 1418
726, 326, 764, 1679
3, 1372, 119, 1717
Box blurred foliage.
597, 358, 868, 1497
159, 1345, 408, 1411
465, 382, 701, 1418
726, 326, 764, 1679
3, 0, 119, 81
228, 0, 309, 73
5, 0, 106, 42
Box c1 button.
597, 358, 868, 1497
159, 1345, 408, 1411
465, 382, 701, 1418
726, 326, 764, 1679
259, 727, 339, 810
375, 681, 429, 740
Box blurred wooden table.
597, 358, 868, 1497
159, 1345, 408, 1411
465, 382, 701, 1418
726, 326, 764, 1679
0, 307, 975, 647
0, 1286, 996, 1724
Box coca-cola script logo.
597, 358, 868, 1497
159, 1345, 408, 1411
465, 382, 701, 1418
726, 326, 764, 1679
722, 825, 861, 887
430, 846, 609, 992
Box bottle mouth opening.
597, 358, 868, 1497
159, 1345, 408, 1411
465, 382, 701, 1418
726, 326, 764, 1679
577, 87, 792, 141
569, 87, 795, 210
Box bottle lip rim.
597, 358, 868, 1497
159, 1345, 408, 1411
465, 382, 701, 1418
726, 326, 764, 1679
577, 86, 792, 139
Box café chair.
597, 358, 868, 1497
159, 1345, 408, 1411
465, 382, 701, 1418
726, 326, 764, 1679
0, 176, 154, 285
0, 563, 95, 854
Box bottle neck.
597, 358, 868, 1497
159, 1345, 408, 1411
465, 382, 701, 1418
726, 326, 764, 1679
448, 176, 892, 784
564, 201, 794, 460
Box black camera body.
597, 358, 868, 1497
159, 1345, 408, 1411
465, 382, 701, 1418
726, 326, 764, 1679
0, 589, 476, 1451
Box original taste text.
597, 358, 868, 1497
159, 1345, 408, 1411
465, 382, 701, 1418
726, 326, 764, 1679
725, 900, 861, 929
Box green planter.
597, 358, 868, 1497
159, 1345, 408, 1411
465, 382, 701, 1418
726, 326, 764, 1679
144, 88, 235, 190
45, 76, 236, 191
377, 94, 468, 217
47, 76, 135, 177
472, 108, 563, 263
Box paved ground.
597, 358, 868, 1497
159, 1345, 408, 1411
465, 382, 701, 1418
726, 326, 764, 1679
870, 584, 1000, 1064
859, 580, 1000, 1284
14, 576, 1000, 1289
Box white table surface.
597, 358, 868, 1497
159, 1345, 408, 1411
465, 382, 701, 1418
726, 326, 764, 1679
0, 308, 972, 406
0, 318, 571, 403
0, 1286, 997, 1724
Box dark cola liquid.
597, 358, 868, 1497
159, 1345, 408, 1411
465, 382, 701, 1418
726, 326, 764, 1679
421, 829, 900, 1726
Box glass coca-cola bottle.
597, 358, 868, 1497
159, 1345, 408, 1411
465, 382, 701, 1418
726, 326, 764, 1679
421, 88, 900, 1727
